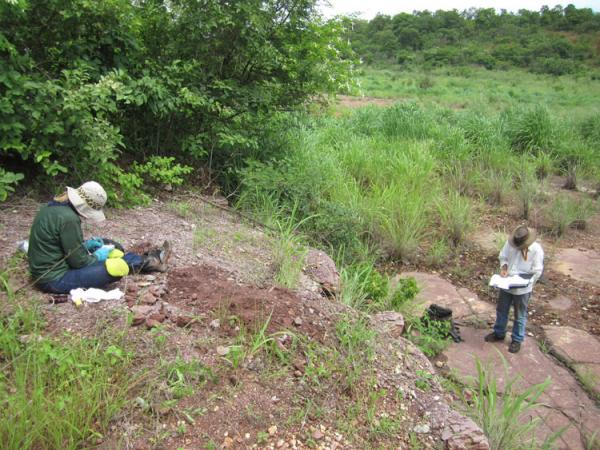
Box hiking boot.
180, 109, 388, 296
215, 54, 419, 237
508, 341, 521, 353
484, 332, 505, 342
141, 240, 172, 273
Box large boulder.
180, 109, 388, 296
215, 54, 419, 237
303, 249, 340, 295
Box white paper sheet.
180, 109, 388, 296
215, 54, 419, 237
489, 274, 533, 290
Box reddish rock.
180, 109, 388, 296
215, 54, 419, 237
175, 314, 194, 327
371, 311, 405, 337
131, 313, 146, 326
127, 284, 139, 294
147, 312, 166, 323
140, 291, 157, 305
145, 318, 161, 329
303, 249, 340, 295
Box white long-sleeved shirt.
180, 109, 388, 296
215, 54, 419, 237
498, 240, 544, 295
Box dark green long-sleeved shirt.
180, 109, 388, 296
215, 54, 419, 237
28, 203, 97, 284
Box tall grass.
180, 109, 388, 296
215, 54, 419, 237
470, 357, 564, 450
0, 300, 135, 449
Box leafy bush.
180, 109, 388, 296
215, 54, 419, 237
0, 0, 356, 203
132, 156, 193, 188
387, 277, 420, 311
406, 315, 452, 357
0, 169, 24, 201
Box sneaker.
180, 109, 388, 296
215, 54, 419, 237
508, 341, 521, 353
484, 332, 505, 342
159, 240, 172, 267
141, 241, 172, 273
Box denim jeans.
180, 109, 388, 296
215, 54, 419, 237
493, 290, 531, 343
38, 253, 143, 294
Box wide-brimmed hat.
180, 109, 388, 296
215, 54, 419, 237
67, 181, 107, 223
510, 225, 536, 250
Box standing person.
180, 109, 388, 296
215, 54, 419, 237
484, 225, 544, 353
27, 181, 171, 294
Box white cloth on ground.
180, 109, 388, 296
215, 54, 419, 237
69, 287, 124, 303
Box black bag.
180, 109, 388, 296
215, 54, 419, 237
424, 304, 462, 343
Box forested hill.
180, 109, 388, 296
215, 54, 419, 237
346, 5, 600, 75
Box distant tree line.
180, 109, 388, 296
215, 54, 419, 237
345, 5, 600, 75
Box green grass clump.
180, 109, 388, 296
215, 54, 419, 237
0, 302, 135, 450
469, 358, 564, 450
543, 194, 597, 236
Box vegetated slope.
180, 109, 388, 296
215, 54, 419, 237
346, 6, 600, 75
0, 197, 486, 449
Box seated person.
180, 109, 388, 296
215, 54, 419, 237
27, 181, 171, 294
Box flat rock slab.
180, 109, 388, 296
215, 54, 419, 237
573, 363, 600, 398
547, 295, 574, 311
543, 325, 600, 365
551, 248, 600, 287
443, 327, 600, 450
399, 272, 495, 325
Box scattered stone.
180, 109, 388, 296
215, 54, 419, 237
276, 439, 285, 448
145, 318, 161, 329
145, 275, 156, 281
413, 424, 430, 434
293, 317, 303, 326
222, 437, 234, 448
435, 361, 444, 368
371, 311, 405, 337
140, 292, 157, 305
131, 312, 146, 326
312, 429, 324, 440
268, 425, 278, 436
175, 314, 194, 327
210, 319, 220, 329
303, 249, 340, 294
217, 346, 230, 356
147, 311, 166, 323
130, 305, 154, 316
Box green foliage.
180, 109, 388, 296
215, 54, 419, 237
0, 302, 136, 449
163, 356, 216, 399
0, 169, 23, 201
132, 156, 193, 188
0, 0, 356, 204
406, 315, 452, 357
436, 192, 475, 246
334, 315, 376, 393
469, 357, 563, 450
507, 106, 554, 154
388, 277, 419, 311
542, 194, 597, 236
346, 6, 600, 75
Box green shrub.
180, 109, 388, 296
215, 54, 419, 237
469, 358, 562, 450
406, 315, 452, 357
426, 238, 451, 267
387, 277, 419, 311
543, 194, 597, 236
507, 106, 554, 154
132, 156, 192, 188
437, 192, 475, 246
0, 169, 24, 201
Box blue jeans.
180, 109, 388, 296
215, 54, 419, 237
493, 290, 531, 343
38, 253, 143, 294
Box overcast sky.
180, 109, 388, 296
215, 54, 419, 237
320, 0, 600, 19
